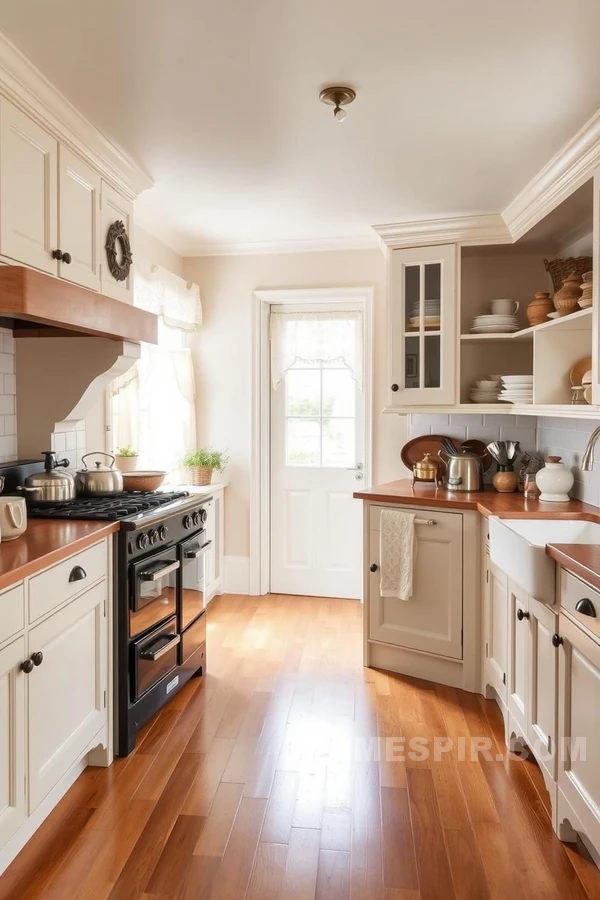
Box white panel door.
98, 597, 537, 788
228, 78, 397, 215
0, 97, 58, 274
528, 596, 557, 768
507, 580, 529, 740
58, 146, 101, 291
270, 306, 365, 599
369, 507, 463, 659
100, 180, 133, 303
485, 561, 508, 702
0, 637, 25, 852
28, 582, 106, 813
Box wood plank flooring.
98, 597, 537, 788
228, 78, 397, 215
2, 592, 600, 899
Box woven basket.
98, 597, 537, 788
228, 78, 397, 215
544, 256, 592, 292
188, 465, 213, 486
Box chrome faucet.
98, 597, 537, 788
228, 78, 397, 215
582, 426, 600, 471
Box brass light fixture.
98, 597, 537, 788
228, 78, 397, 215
319, 85, 356, 122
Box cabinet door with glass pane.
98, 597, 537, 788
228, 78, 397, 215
388, 243, 456, 407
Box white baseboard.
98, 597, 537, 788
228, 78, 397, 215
223, 556, 251, 594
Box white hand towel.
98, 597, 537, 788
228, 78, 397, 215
379, 509, 417, 601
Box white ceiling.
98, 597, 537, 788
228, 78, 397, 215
2, 0, 600, 255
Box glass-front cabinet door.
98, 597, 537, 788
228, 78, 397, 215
388, 243, 456, 408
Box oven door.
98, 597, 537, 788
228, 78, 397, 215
132, 616, 179, 701
130, 548, 179, 639
180, 533, 212, 630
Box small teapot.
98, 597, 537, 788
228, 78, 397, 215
412, 452, 442, 487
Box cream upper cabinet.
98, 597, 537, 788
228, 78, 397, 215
0, 637, 26, 853
0, 97, 58, 274
27, 581, 106, 814
387, 243, 456, 408
369, 506, 463, 659
100, 181, 133, 304
484, 560, 508, 702
557, 612, 600, 852
58, 146, 101, 291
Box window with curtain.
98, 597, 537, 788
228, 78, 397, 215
110, 262, 202, 481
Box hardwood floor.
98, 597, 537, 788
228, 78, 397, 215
2, 592, 600, 899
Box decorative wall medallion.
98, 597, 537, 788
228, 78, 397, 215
105, 220, 133, 282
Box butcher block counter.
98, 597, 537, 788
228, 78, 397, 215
0, 518, 118, 592
354, 479, 600, 590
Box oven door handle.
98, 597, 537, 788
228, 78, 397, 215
139, 632, 180, 661
139, 560, 180, 582
184, 540, 212, 559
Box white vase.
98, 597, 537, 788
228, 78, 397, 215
535, 456, 574, 502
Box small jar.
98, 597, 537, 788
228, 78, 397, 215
493, 469, 518, 493
535, 456, 574, 502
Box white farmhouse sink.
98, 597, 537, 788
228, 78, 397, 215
488, 517, 600, 603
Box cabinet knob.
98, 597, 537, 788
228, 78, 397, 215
20, 659, 34, 674
516, 608, 530, 621
52, 249, 63, 260
62, 251, 72, 265
391, 384, 399, 392
551, 633, 563, 648
369, 563, 378, 572
31, 651, 43, 667
575, 598, 597, 618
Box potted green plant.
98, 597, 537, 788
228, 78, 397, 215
114, 446, 139, 474
182, 448, 229, 486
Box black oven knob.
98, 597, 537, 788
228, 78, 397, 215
158, 525, 168, 542
200, 508, 208, 524
148, 529, 158, 546
183, 514, 193, 529
137, 533, 149, 550
192, 511, 201, 526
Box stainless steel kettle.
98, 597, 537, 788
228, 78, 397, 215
75, 452, 124, 497
439, 439, 484, 492
18, 451, 76, 504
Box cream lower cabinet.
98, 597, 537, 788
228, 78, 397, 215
483, 559, 508, 704
507, 580, 529, 743
527, 596, 558, 779
0, 638, 26, 852
557, 612, 600, 859
369, 506, 463, 659
27, 581, 106, 813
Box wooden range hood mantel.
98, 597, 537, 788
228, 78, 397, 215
0, 267, 158, 343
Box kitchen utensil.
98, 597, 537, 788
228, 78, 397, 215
0, 496, 27, 540
570, 356, 593, 386
491, 299, 520, 316
75, 452, 124, 497
470, 324, 520, 334
536, 456, 574, 502
584, 385, 593, 404
500, 375, 533, 383
438, 445, 484, 492
582, 369, 593, 385
523, 473, 541, 499
122, 471, 167, 492
571, 385, 587, 405
18, 451, 75, 504
462, 440, 493, 472
486, 441, 507, 467
400, 435, 448, 471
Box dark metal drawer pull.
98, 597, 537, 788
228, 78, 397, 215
140, 560, 180, 582
140, 633, 180, 662
69, 565, 87, 583
185, 541, 212, 559
575, 598, 597, 618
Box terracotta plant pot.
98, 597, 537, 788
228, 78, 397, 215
493, 470, 518, 493
115, 456, 138, 473
553, 274, 582, 317
526, 292, 553, 325
188, 465, 213, 486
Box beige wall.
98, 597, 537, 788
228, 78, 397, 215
183, 249, 408, 559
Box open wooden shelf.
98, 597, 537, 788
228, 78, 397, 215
460, 307, 592, 342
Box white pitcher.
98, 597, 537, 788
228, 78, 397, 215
0, 497, 27, 540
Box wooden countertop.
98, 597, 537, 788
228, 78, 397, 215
355, 479, 600, 590
0, 519, 118, 592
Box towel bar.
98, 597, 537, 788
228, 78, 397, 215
415, 518, 437, 526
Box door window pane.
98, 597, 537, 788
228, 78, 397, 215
286, 418, 320, 466
322, 419, 355, 468
404, 335, 420, 389
322, 368, 355, 417
424, 335, 441, 388
286, 369, 321, 416
404, 265, 421, 331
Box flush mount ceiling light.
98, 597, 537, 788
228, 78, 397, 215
319, 85, 356, 122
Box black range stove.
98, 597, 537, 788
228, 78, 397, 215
29, 487, 211, 756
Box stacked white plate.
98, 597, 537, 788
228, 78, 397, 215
410, 299, 440, 328
469, 376, 501, 403
470, 314, 519, 334
498, 374, 534, 404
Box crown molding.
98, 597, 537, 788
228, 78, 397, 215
373, 214, 511, 250
503, 109, 600, 241
182, 234, 380, 257
0, 32, 152, 200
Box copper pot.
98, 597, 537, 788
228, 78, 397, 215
412, 453, 442, 487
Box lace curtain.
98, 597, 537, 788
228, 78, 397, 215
110, 263, 200, 479
270, 310, 363, 389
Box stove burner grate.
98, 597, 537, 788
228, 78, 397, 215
27, 491, 190, 521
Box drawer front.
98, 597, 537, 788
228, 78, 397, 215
369, 504, 461, 532
132, 617, 179, 701
0, 582, 24, 646
560, 568, 600, 641
29, 540, 107, 624
181, 612, 206, 664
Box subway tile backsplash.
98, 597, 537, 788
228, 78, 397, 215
536, 418, 600, 506
0, 328, 17, 463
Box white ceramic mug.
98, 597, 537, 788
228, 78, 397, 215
491, 298, 519, 316
0, 497, 27, 541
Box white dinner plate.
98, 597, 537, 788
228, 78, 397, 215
470, 325, 520, 334
501, 375, 533, 383
409, 316, 440, 327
